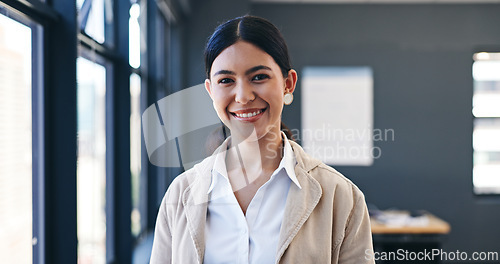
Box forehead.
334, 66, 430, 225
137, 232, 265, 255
211, 41, 279, 73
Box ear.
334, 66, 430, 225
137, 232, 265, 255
204, 78, 213, 99
284, 69, 298, 94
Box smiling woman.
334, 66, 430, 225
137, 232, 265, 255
205, 41, 295, 144
150, 15, 375, 264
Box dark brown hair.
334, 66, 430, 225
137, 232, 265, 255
204, 15, 292, 79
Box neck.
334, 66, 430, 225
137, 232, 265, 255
226, 129, 283, 182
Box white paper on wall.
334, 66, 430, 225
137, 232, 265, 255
301, 66, 374, 166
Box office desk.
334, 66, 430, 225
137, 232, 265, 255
370, 211, 450, 264
371, 211, 450, 234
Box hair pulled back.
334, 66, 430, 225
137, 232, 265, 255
204, 15, 292, 79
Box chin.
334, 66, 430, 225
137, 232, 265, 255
231, 123, 280, 143
228, 123, 259, 141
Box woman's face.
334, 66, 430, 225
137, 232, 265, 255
205, 41, 296, 142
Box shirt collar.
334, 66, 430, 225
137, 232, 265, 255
281, 132, 301, 189
207, 132, 301, 195
206, 137, 230, 194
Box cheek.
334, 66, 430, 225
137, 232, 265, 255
265, 89, 284, 111
211, 91, 231, 119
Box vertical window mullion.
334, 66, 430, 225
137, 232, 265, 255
45, 0, 78, 263
32, 21, 45, 264
105, 58, 116, 263
113, 0, 132, 262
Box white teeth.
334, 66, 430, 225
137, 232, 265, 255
235, 110, 262, 118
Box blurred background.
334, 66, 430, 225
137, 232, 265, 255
0, 0, 499, 263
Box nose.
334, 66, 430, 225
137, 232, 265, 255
234, 82, 255, 104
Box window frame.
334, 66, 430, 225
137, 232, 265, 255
76, 48, 116, 263
0, 6, 44, 263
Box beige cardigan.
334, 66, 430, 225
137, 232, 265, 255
150, 141, 375, 264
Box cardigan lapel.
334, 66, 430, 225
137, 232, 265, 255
275, 141, 323, 262
182, 184, 208, 263
181, 152, 216, 264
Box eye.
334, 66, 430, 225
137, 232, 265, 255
252, 74, 270, 82
218, 78, 234, 84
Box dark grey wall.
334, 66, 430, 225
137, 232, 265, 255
254, 3, 500, 254
182, 0, 251, 87
183, 1, 500, 256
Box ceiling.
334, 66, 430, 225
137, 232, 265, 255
252, 0, 500, 3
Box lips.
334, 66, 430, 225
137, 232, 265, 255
230, 108, 266, 122
234, 109, 262, 118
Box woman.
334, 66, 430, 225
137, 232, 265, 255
150, 15, 374, 264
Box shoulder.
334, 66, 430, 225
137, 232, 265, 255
313, 162, 365, 201
161, 154, 215, 207
163, 168, 197, 200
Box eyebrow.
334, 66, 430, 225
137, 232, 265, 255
213, 70, 235, 76
212, 65, 272, 77
245, 65, 272, 75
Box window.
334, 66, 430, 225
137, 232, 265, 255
472, 52, 500, 194
129, 1, 147, 239
0, 12, 33, 264
76, 0, 124, 262
0, 0, 181, 262
77, 0, 114, 44
130, 73, 143, 237
129, 2, 140, 70
77, 56, 108, 264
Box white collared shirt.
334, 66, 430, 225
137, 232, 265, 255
203, 133, 301, 264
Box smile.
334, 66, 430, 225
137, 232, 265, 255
234, 109, 262, 118
230, 108, 266, 122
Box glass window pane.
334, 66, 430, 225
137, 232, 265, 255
473, 57, 500, 118
0, 13, 32, 264
473, 118, 500, 194
77, 57, 107, 264
130, 73, 142, 237
129, 3, 141, 69
77, 0, 85, 9
473, 52, 500, 194
472, 79, 500, 118
77, 0, 113, 44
